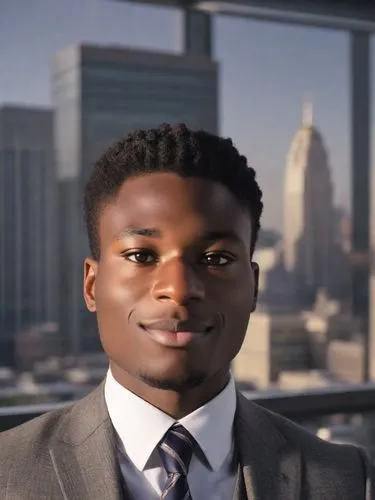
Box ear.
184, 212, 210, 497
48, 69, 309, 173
250, 261, 259, 312
83, 258, 98, 312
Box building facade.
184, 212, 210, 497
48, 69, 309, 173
232, 311, 310, 389
283, 102, 334, 304
0, 105, 57, 367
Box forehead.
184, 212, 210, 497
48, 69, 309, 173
99, 172, 252, 243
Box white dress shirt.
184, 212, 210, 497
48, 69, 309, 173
104, 368, 238, 500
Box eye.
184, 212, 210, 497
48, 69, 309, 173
123, 250, 157, 264
201, 252, 235, 267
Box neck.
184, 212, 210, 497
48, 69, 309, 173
110, 363, 230, 419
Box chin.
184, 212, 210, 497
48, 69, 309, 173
136, 369, 206, 392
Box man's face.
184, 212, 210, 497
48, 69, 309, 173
84, 172, 258, 390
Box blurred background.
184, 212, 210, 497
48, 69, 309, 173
1, 0, 375, 455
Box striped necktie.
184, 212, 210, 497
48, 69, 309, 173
158, 423, 194, 500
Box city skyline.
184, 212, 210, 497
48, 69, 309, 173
2, 0, 373, 229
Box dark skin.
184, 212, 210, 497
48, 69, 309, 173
84, 172, 259, 419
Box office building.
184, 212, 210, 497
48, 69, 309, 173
283, 101, 334, 304
232, 311, 310, 389
0, 105, 57, 367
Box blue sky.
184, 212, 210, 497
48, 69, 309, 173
1, 0, 371, 230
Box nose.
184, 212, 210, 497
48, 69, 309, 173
151, 256, 205, 305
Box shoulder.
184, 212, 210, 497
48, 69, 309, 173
237, 393, 371, 495
0, 381, 106, 458
263, 402, 364, 461
265, 408, 372, 496
0, 402, 72, 447
0, 382, 108, 493
0, 403, 73, 480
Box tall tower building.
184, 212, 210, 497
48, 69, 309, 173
283, 101, 334, 303
51, 43, 219, 356
0, 105, 57, 366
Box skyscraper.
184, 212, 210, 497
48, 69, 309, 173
0, 105, 57, 366
283, 101, 334, 303
52, 43, 219, 356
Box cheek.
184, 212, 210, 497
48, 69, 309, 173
222, 275, 254, 328
226, 267, 255, 301
95, 269, 138, 350
95, 264, 143, 315
222, 296, 252, 361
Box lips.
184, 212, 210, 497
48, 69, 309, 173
139, 318, 213, 348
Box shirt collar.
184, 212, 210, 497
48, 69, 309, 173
104, 368, 237, 472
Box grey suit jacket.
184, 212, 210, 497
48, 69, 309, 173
0, 380, 373, 500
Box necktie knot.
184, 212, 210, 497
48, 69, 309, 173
158, 423, 194, 476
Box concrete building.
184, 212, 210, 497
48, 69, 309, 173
52, 43, 219, 355
232, 311, 310, 389
0, 105, 57, 367
304, 290, 362, 373
283, 101, 334, 304
232, 293, 362, 389
327, 340, 365, 383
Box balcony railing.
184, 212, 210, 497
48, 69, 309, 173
1, 383, 375, 432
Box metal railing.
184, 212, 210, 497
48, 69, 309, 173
2, 382, 375, 432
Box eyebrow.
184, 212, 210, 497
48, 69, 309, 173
113, 227, 162, 240
113, 227, 243, 244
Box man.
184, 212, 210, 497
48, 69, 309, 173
0, 124, 373, 499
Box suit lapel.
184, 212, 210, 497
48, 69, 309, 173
48, 382, 124, 500
234, 392, 301, 500
231, 460, 247, 500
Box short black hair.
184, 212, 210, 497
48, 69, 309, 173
84, 123, 263, 260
